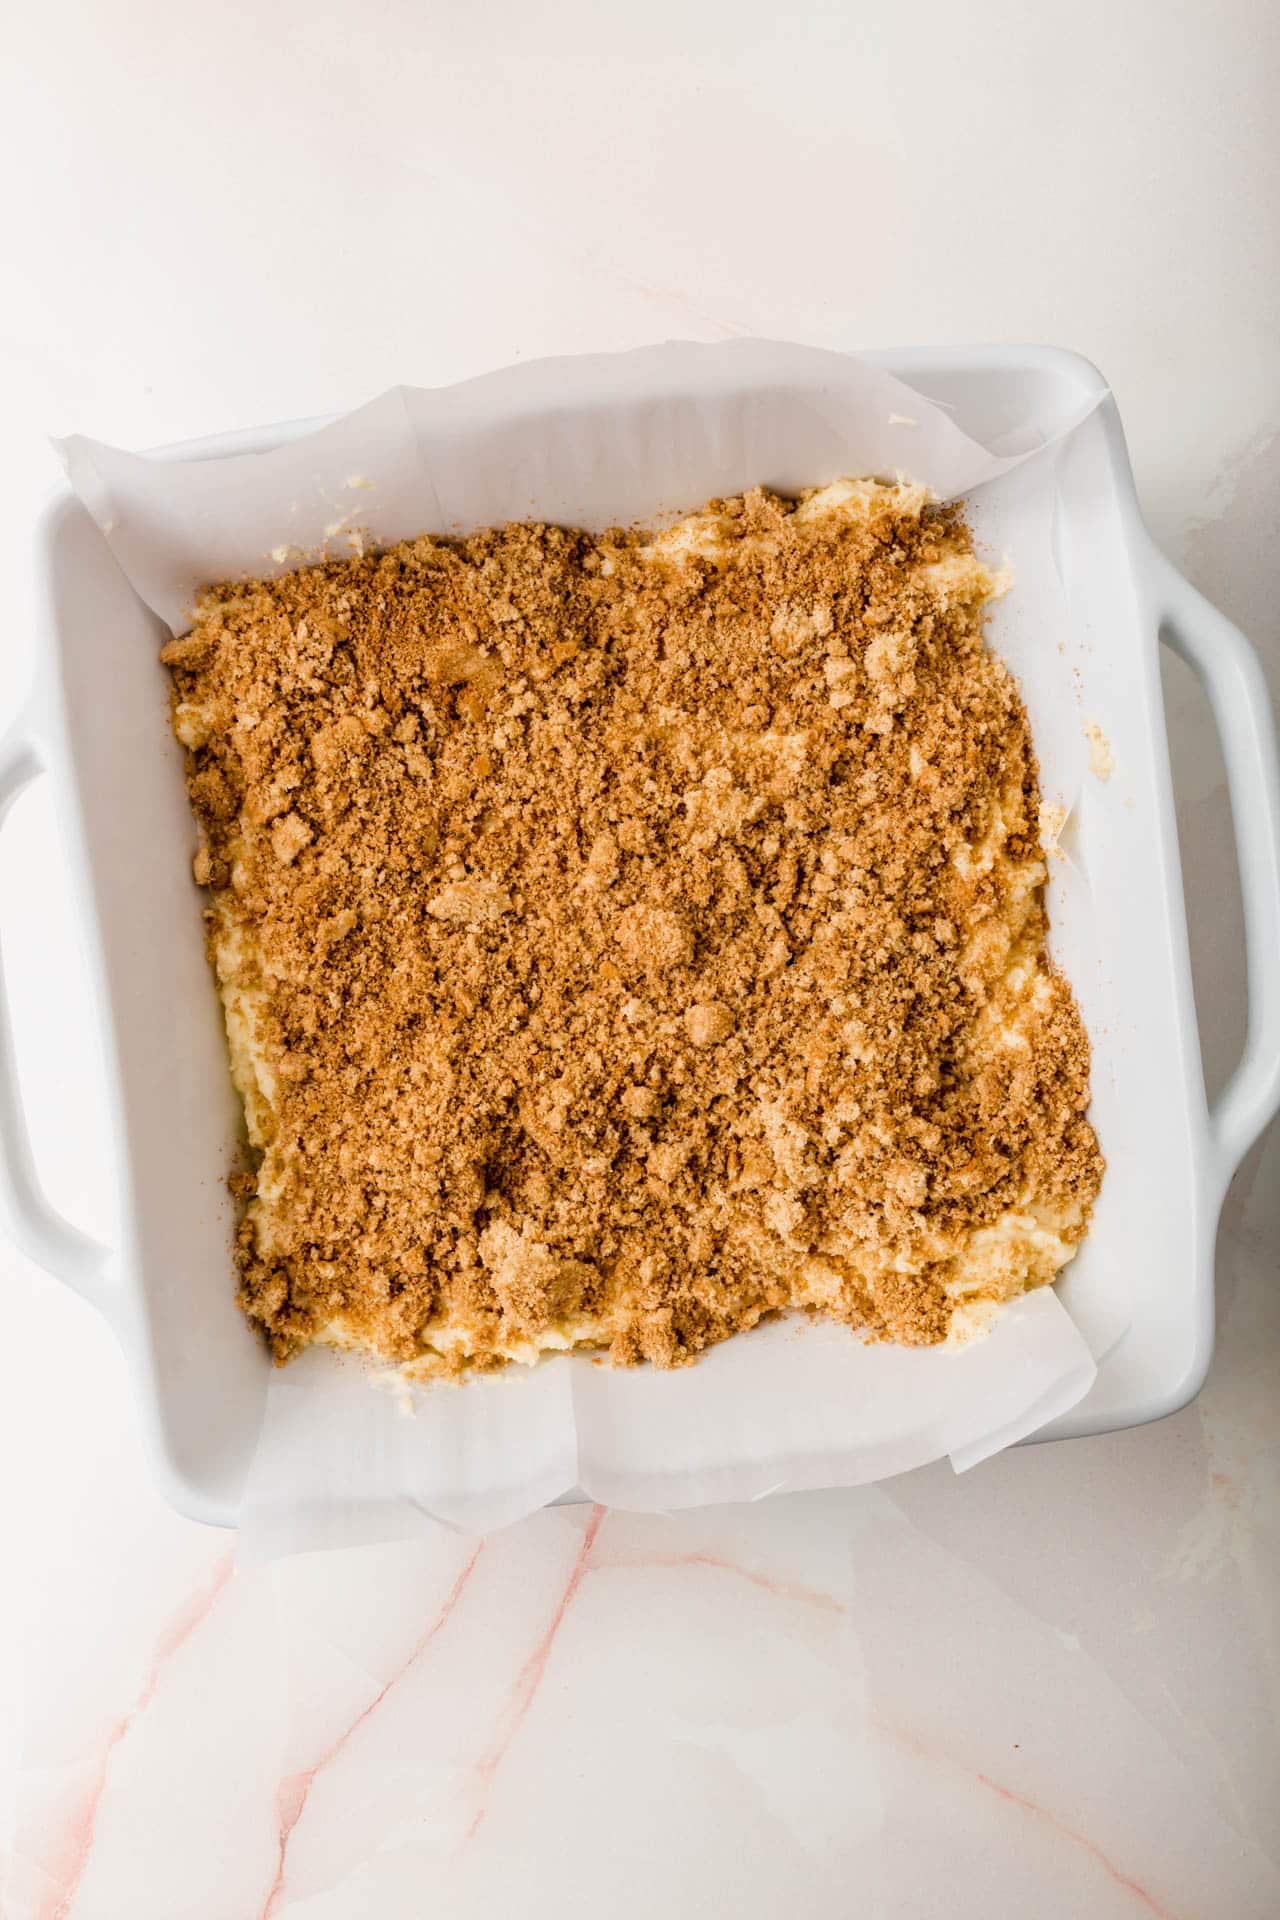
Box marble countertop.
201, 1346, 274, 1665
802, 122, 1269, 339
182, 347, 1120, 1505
1, 4, 1277, 1914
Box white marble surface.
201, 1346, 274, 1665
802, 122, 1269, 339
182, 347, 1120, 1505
1, 3, 1278, 1914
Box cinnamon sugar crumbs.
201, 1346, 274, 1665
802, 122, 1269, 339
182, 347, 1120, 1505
163, 481, 1103, 1373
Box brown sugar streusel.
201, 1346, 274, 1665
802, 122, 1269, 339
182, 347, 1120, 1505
163, 479, 1103, 1374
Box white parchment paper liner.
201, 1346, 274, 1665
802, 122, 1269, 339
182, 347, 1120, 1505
59, 341, 1122, 1551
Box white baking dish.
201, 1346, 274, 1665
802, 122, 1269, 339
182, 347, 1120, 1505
3, 345, 1278, 1528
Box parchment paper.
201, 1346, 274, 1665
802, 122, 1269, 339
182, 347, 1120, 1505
59, 341, 1121, 1551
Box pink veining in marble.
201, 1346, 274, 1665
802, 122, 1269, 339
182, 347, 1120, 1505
591, 1548, 845, 1615
42, 1549, 236, 1920
879, 1716, 1182, 1920
590, 1554, 1176, 1916
259, 1541, 485, 1920
464, 1506, 606, 1844
970, 1768, 1178, 1919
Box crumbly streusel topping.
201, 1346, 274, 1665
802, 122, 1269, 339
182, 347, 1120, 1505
163, 482, 1103, 1370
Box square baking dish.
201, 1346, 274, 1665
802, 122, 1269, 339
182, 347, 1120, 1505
4, 345, 1278, 1527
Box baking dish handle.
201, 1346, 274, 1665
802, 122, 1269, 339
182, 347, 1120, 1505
1151, 545, 1280, 1187
0, 718, 113, 1314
